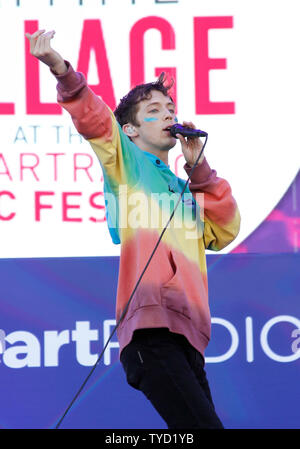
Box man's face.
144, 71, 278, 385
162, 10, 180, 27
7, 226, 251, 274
132, 90, 177, 153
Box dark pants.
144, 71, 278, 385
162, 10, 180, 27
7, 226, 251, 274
120, 328, 224, 429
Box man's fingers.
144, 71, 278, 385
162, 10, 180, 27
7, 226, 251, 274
33, 34, 43, 55
38, 34, 52, 55
25, 29, 46, 53
182, 121, 196, 129
45, 31, 56, 53
31, 29, 46, 40
31, 30, 55, 56
25, 28, 62, 69
176, 133, 187, 147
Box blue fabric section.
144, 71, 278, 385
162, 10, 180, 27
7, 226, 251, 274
101, 129, 199, 245
0, 254, 299, 429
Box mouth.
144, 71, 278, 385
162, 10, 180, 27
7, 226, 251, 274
162, 126, 173, 135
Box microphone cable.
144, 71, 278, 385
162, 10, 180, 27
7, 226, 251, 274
54, 133, 208, 429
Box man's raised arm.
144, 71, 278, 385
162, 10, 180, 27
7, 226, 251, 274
25, 29, 139, 188
25, 29, 112, 141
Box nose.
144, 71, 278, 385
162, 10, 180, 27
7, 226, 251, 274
163, 109, 173, 120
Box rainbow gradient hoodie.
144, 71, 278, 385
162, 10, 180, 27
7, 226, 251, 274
52, 62, 240, 358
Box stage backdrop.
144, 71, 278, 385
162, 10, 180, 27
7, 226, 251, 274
0, 0, 299, 430
0, 253, 300, 429
0, 0, 299, 257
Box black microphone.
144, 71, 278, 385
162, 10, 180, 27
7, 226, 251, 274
170, 123, 208, 138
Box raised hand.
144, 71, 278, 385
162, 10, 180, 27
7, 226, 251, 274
25, 29, 67, 75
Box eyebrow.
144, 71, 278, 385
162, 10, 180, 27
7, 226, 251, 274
146, 101, 175, 109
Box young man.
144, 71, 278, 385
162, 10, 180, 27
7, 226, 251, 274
26, 30, 240, 429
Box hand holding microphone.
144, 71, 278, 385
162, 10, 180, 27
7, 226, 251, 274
172, 121, 207, 167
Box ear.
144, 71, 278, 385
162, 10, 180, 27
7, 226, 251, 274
122, 123, 138, 138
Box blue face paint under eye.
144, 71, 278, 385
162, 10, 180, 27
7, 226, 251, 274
144, 117, 158, 122
174, 116, 178, 123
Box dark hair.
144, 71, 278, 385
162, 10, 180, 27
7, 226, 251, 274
114, 72, 174, 127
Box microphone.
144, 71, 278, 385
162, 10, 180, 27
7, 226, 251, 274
170, 123, 208, 138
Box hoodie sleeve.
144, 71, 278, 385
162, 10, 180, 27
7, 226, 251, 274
184, 158, 241, 251
50, 61, 139, 191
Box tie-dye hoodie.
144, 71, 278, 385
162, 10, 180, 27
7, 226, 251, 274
52, 62, 240, 357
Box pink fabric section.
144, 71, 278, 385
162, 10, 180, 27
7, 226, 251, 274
51, 61, 113, 140
184, 159, 237, 226
116, 229, 210, 356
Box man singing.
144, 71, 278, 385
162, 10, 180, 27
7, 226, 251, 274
26, 29, 240, 429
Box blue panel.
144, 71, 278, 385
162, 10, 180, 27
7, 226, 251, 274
0, 254, 299, 429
